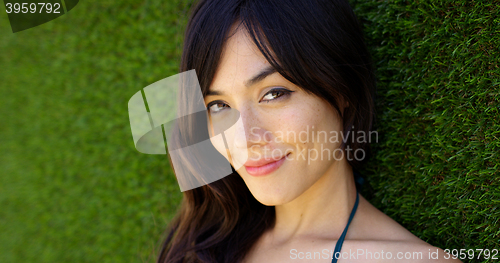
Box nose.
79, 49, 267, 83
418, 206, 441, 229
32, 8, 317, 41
232, 105, 269, 150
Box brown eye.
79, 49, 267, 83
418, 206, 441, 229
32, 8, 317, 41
207, 101, 229, 113
261, 88, 293, 102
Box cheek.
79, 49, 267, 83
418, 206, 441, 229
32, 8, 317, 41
209, 127, 248, 170
275, 105, 329, 145
210, 135, 228, 160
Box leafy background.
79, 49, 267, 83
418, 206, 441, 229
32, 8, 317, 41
0, 0, 498, 262
352, 1, 500, 261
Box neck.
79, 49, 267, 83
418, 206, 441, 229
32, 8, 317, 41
271, 159, 357, 243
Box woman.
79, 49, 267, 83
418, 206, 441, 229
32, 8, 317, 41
158, 0, 461, 262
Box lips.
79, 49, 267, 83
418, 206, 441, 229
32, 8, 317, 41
243, 155, 286, 167
243, 153, 290, 176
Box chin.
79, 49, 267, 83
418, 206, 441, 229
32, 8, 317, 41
253, 195, 288, 206
244, 182, 299, 206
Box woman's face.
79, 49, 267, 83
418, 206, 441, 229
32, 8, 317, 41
205, 28, 345, 205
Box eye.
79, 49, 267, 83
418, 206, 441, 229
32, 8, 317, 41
207, 101, 229, 114
261, 87, 293, 102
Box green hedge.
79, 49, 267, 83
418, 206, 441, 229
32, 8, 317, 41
0, 0, 498, 262
352, 0, 500, 262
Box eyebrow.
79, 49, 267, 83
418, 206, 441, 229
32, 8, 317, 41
206, 66, 277, 96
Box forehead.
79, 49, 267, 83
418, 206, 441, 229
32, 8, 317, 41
210, 27, 271, 91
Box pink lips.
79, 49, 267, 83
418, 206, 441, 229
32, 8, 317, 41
244, 153, 289, 176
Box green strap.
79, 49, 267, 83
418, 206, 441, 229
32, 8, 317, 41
331, 189, 359, 263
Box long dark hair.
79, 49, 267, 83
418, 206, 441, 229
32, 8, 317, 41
158, 0, 375, 262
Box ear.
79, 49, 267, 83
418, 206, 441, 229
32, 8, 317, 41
339, 96, 349, 117
343, 99, 350, 110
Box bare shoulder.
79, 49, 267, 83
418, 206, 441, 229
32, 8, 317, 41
351, 194, 426, 242
342, 195, 463, 262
